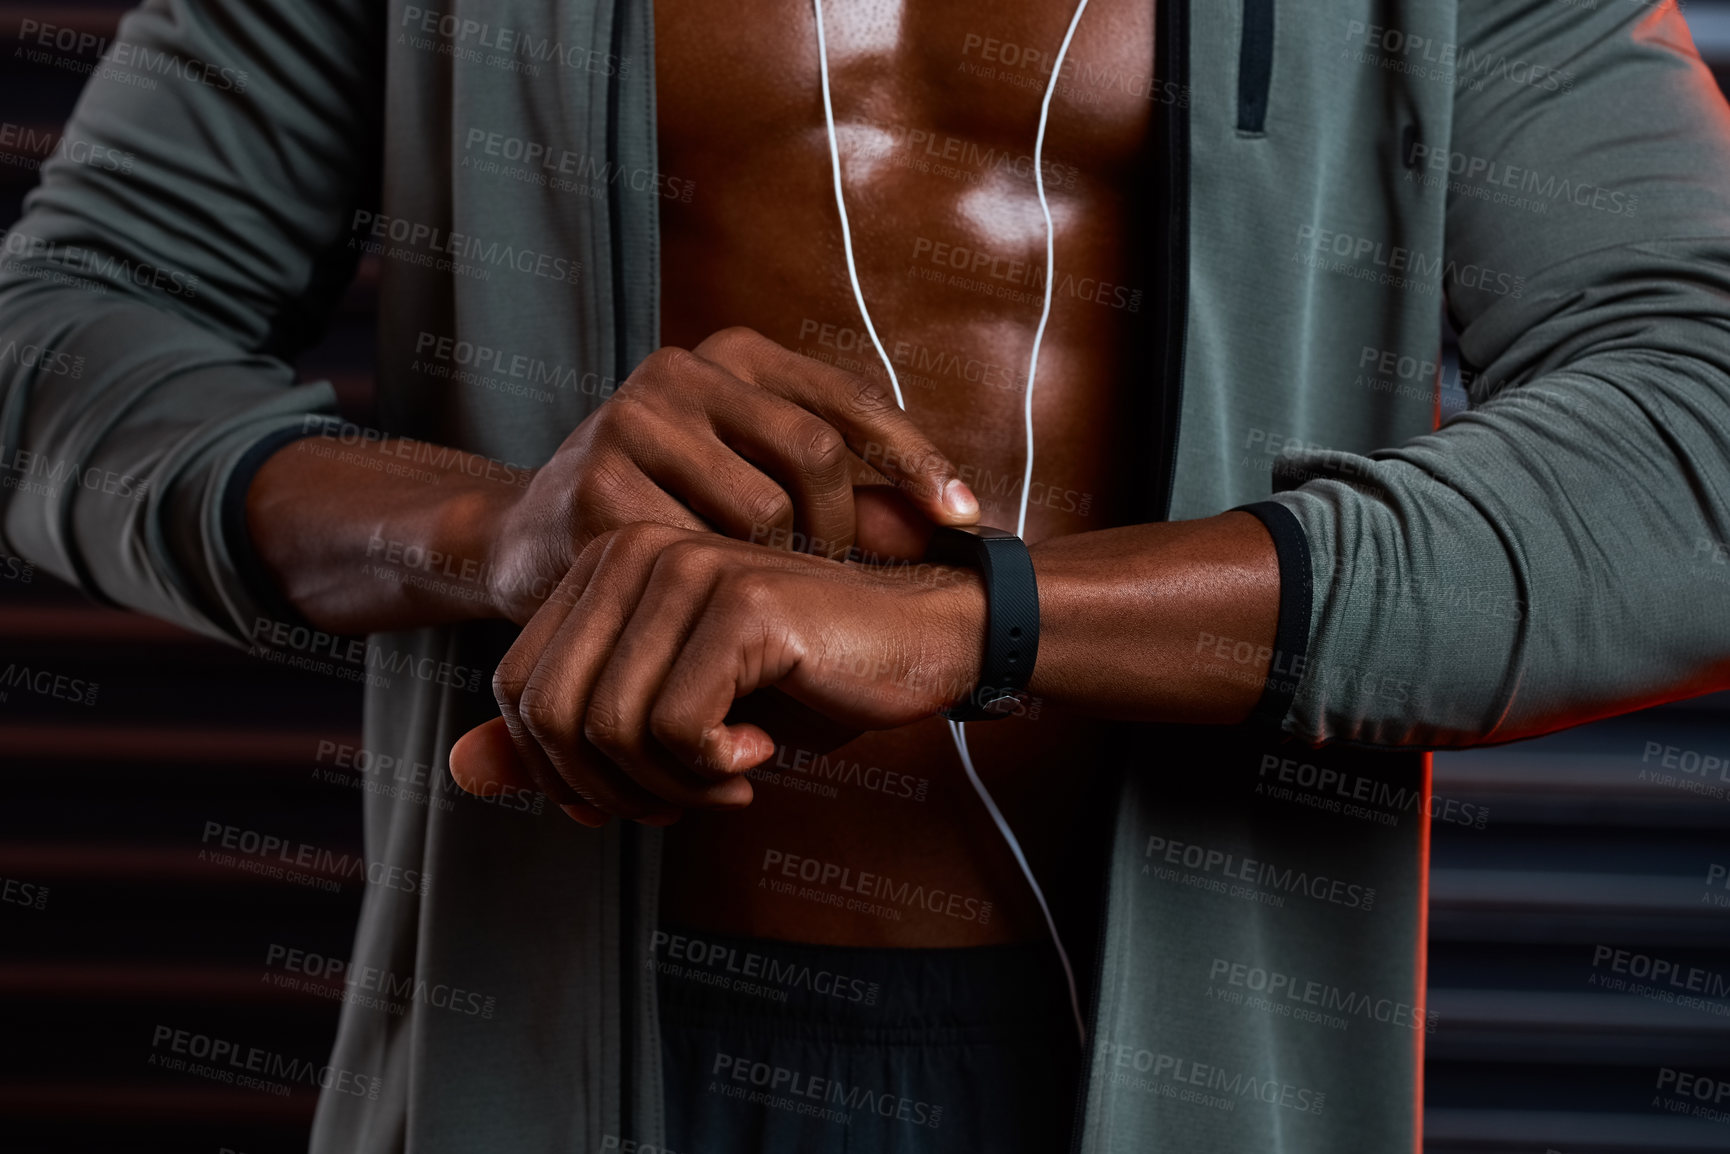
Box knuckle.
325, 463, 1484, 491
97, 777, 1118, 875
896, 445, 947, 492
632, 347, 703, 400
575, 527, 617, 570
582, 702, 627, 755
845, 373, 894, 418
721, 568, 775, 612
657, 345, 703, 377
608, 394, 651, 432
648, 705, 692, 755
516, 683, 568, 746
696, 325, 764, 361
644, 344, 696, 376
614, 520, 672, 556
660, 538, 716, 582
570, 473, 611, 527
798, 419, 849, 475
742, 484, 794, 531
492, 658, 532, 710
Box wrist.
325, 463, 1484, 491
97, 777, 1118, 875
915, 565, 987, 713
428, 473, 524, 622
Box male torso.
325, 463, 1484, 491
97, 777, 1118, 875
654, 0, 1158, 945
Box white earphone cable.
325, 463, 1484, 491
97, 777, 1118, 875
811, 2, 907, 413
1018, 0, 1091, 539
811, 0, 1093, 1049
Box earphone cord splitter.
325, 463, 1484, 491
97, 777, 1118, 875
811, 0, 1093, 1048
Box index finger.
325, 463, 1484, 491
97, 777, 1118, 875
693, 329, 980, 527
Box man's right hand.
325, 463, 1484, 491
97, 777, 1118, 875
245, 326, 976, 635
484, 326, 979, 623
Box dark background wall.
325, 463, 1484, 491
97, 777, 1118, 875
1, 3, 1728, 1152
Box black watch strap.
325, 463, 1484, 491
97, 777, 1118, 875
923, 525, 1039, 721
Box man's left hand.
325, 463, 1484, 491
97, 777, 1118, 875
449, 523, 984, 825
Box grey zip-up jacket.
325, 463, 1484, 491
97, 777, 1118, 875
4, 0, 1729, 1149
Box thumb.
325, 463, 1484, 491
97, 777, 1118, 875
448, 716, 540, 798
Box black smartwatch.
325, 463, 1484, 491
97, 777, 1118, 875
923, 525, 1040, 721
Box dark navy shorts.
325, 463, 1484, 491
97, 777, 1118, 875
655, 925, 1081, 1154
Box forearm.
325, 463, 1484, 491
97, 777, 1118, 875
1024, 511, 1281, 725
244, 433, 521, 635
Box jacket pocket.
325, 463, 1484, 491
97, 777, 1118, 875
1236, 0, 1275, 133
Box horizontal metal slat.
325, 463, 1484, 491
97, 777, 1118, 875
1424, 1107, 1730, 1152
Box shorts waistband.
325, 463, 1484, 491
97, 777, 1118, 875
651, 924, 1073, 1043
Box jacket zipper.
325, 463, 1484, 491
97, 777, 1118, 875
1236, 0, 1275, 134
1063, 766, 1124, 1154
619, 820, 638, 1144
1153, 0, 1192, 525
609, 0, 637, 1139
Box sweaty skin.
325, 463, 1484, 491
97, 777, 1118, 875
653, 0, 1159, 946
249, 1, 1280, 949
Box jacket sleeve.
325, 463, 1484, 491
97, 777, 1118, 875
0, 0, 382, 644
1260, 0, 1730, 746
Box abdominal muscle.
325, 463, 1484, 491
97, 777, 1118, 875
653, 0, 1156, 946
